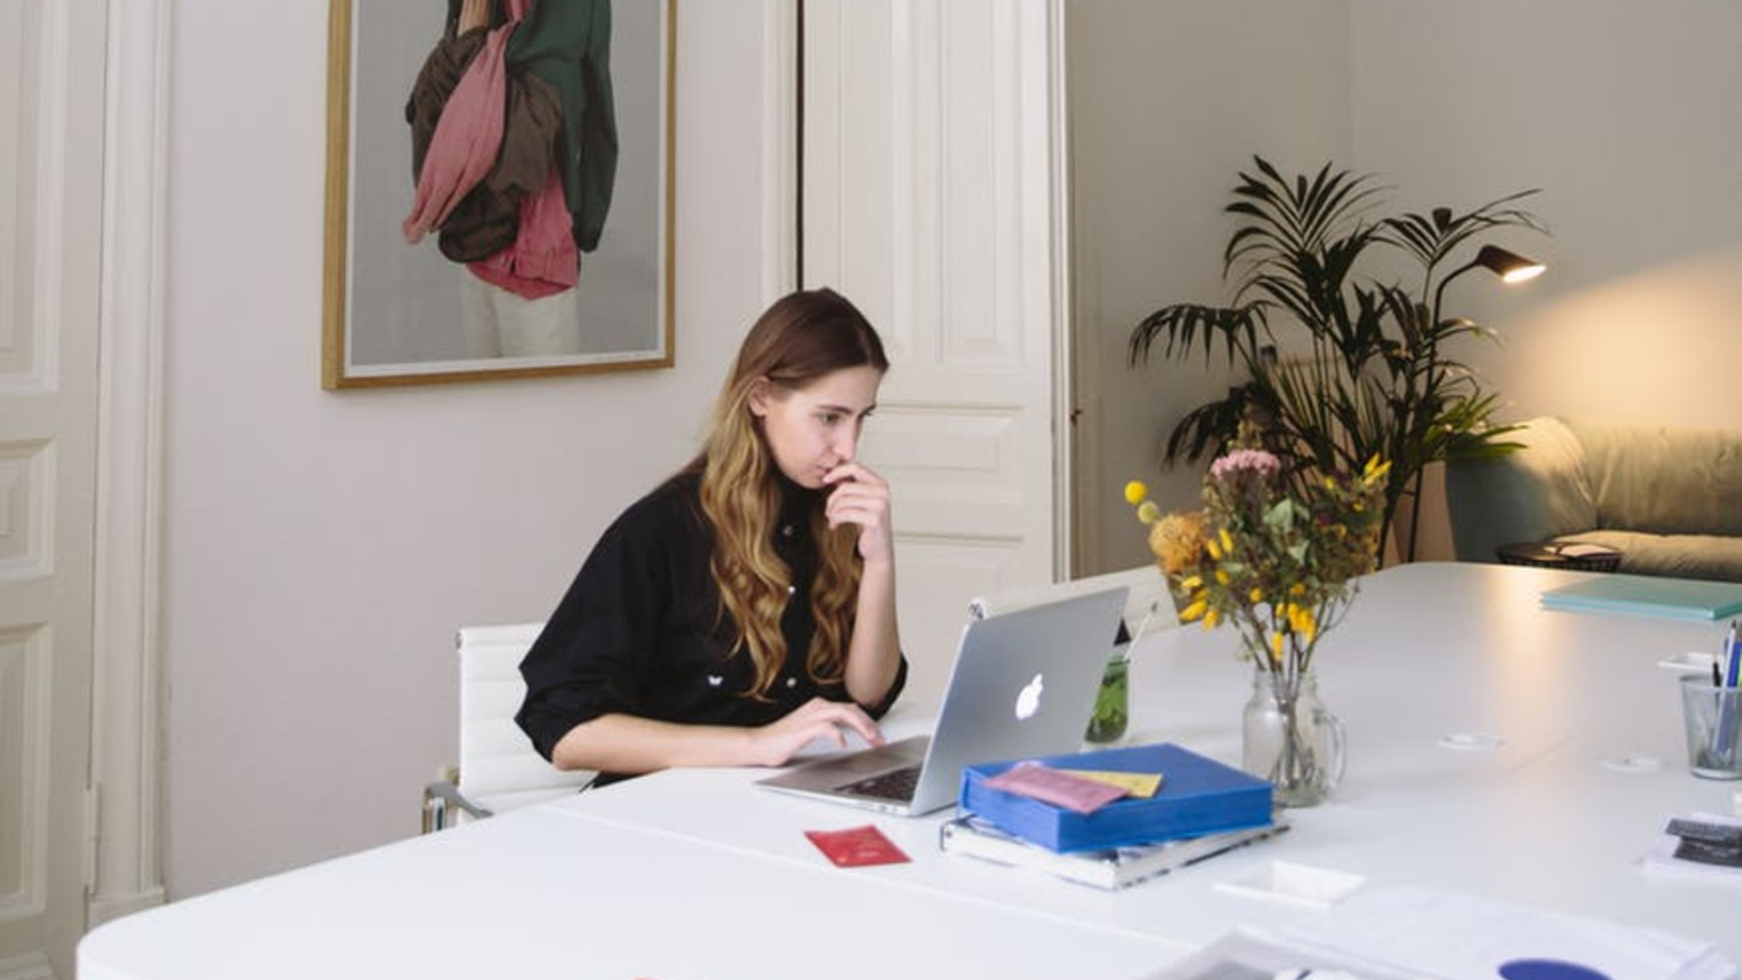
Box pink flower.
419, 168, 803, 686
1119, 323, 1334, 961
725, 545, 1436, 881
1210, 448, 1282, 481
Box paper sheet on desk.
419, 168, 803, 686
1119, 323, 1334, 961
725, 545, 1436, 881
1273, 885, 1733, 980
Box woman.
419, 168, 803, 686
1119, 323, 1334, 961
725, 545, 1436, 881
516, 288, 907, 784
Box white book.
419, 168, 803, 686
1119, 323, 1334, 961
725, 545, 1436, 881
1641, 812, 1742, 887
938, 814, 1286, 890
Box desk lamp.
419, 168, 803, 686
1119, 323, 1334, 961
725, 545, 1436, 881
1407, 245, 1547, 562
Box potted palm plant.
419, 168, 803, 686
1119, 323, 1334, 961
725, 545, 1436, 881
1129, 156, 1547, 561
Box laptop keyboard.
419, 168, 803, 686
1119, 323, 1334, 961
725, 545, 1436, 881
835, 764, 921, 802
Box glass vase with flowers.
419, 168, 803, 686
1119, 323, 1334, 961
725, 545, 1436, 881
1127, 434, 1388, 806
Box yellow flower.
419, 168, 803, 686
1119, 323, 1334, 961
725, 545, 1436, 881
1362, 455, 1392, 487
1149, 513, 1208, 575
1130, 442, 1390, 672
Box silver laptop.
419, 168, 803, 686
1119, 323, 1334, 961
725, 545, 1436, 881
754, 586, 1128, 816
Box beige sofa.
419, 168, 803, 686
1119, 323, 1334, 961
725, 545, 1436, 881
1445, 416, 1742, 583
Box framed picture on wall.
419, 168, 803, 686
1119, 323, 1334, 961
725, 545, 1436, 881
322, 0, 674, 389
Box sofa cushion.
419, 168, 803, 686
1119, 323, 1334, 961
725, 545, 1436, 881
1568, 419, 1742, 537
1444, 416, 1597, 562
1554, 530, 1742, 584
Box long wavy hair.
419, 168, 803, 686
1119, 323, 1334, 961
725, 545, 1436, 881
693, 288, 889, 699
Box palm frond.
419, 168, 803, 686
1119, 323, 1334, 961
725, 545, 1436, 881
1128, 302, 1267, 367
1130, 155, 1548, 560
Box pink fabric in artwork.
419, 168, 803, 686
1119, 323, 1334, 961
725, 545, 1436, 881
467, 164, 578, 300
465, 0, 577, 300
401, 18, 517, 244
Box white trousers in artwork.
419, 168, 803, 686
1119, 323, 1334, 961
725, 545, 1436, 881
461, 275, 582, 358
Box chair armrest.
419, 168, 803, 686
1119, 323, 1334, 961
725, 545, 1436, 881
422, 779, 494, 833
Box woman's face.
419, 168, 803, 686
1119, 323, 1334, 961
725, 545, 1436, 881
749, 365, 882, 489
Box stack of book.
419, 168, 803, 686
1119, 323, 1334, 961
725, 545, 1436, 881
939, 814, 1284, 890
942, 742, 1283, 890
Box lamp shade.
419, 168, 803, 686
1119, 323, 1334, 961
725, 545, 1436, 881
1474, 245, 1546, 284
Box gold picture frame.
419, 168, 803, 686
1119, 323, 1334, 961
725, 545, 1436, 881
322, 0, 674, 389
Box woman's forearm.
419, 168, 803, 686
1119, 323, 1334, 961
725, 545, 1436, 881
844, 556, 902, 707
550, 697, 885, 775
549, 713, 762, 774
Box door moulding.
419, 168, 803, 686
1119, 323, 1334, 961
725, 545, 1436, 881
88, 0, 170, 926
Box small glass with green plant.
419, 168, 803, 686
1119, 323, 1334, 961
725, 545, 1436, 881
1085, 647, 1131, 744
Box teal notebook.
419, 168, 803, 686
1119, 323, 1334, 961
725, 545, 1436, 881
1540, 574, 1742, 621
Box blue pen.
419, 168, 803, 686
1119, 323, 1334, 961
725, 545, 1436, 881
1728, 620, 1741, 689
1715, 622, 1740, 767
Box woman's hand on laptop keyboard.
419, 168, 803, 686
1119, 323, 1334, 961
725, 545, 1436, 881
754, 697, 887, 766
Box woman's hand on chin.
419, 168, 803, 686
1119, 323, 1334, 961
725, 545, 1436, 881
822, 462, 894, 565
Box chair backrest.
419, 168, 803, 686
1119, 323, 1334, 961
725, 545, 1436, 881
455, 623, 595, 811
968, 565, 1175, 643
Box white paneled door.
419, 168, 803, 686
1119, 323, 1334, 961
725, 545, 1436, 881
802, 0, 1070, 704
0, 1, 105, 977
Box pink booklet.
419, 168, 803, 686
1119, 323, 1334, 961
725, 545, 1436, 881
982, 761, 1129, 814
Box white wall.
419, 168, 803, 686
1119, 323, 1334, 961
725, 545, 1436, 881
164, 3, 776, 898
1068, 0, 1352, 573
1349, 0, 1742, 556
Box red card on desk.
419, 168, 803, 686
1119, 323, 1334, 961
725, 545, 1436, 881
804, 824, 911, 867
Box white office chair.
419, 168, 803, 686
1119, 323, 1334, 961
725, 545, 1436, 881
421, 622, 597, 833
968, 565, 1175, 643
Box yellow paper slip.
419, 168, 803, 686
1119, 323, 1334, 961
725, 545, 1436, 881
1058, 769, 1163, 798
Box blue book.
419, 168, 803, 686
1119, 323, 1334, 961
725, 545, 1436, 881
959, 742, 1274, 854
1540, 574, 1742, 621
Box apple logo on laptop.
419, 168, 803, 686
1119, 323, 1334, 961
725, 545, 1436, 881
1014, 672, 1045, 721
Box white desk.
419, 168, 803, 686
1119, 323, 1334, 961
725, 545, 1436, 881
78, 804, 1177, 980
82, 563, 1742, 979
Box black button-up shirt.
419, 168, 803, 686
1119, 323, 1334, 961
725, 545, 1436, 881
515, 469, 906, 784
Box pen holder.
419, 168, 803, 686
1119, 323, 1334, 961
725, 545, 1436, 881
1678, 675, 1742, 780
